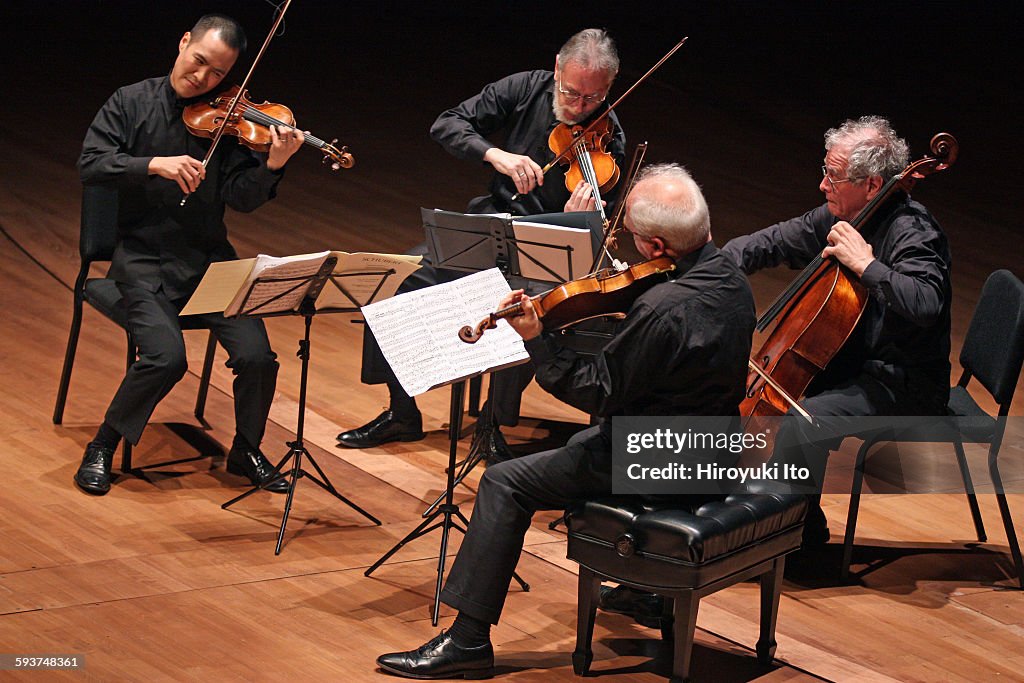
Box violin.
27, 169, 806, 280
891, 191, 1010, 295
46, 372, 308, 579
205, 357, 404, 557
548, 117, 620, 195
183, 84, 354, 170
458, 256, 675, 343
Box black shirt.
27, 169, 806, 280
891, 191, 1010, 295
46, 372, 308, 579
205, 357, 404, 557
78, 76, 283, 300
524, 242, 756, 418
430, 70, 626, 216
722, 196, 952, 403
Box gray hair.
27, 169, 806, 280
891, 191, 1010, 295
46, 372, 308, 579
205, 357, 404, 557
558, 28, 619, 75
824, 115, 909, 182
628, 163, 710, 253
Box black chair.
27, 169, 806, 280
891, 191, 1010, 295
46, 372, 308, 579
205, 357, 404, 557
53, 185, 217, 472
842, 269, 1024, 588
566, 492, 807, 682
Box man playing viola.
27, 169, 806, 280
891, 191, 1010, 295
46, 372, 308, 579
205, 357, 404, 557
74, 14, 304, 495
375, 163, 755, 679
337, 28, 627, 463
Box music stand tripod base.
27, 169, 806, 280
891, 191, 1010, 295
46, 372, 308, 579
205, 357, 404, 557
221, 277, 381, 555
363, 379, 529, 626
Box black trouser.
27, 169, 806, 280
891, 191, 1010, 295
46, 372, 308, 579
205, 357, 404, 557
770, 367, 946, 516
359, 243, 533, 426
104, 283, 278, 446
439, 424, 613, 623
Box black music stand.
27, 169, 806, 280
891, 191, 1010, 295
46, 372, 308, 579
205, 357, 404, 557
221, 257, 402, 554
421, 208, 603, 290
364, 377, 529, 625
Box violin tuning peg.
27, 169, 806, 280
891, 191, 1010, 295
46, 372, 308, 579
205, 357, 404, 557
331, 161, 341, 171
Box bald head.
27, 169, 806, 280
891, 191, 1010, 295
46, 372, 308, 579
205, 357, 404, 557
626, 163, 711, 255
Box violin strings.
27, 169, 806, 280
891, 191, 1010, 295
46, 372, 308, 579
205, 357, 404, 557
237, 104, 327, 148
573, 137, 607, 222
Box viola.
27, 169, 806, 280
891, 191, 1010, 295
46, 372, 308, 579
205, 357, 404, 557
183, 85, 354, 170
548, 117, 620, 195
458, 256, 675, 343
741, 133, 959, 423
512, 36, 687, 207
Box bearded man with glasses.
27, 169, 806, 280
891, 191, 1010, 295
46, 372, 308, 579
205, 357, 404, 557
337, 29, 627, 463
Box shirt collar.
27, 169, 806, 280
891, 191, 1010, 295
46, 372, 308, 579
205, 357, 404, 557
671, 241, 716, 277
162, 73, 207, 111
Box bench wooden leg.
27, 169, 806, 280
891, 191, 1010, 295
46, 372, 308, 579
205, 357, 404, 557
573, 566, 600, 676
670, 590, 699, 683
757, 557, 784, 663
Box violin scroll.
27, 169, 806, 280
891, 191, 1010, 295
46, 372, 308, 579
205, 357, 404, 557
459, 302, 525, 344
323, 138, 354, 170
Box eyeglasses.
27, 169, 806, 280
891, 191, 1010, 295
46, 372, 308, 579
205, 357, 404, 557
556, 73, 607, 105
821, 165, 863, 191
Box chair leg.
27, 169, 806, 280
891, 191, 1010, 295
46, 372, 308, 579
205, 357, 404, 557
953, 440, 987, 542
670, 590, 699, 683
53, 293, 85, 424
842, 438, 872, 581
572, 566, 600, 676
988, 448, 1024, 589
120, 332, 136, 474
757, 556, 785, 663
194, 332, 217, 423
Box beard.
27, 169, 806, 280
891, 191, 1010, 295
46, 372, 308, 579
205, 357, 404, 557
552, 97, 584, 125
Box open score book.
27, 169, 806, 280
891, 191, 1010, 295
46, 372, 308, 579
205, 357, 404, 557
181, 251, 422, 318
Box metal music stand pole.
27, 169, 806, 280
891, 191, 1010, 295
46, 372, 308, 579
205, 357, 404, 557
221, 259, 381, 554
364, 379, 530, 625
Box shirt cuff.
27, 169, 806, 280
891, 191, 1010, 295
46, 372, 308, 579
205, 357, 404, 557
469, 139, 494, 163
524, 334, 558, 365
860, 259, 888, 288
129, 156, 154, 180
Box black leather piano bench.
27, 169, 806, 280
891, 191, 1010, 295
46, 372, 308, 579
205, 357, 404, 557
565, 492, 807, 682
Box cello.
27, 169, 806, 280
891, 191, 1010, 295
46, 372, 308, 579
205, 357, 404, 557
741, 133, 959, 421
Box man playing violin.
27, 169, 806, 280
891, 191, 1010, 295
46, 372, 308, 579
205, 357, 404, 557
338, 28, 627, 463
722, 115, 952, 553
73, 14, 304, 495
375, 164, 755, 680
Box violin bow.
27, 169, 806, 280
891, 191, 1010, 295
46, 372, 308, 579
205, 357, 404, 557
589, 140, 647, 272
181, 0, 295, 206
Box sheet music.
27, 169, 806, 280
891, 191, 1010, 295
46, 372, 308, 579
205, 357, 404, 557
361, 268, 530, 396
315, 251, 422, 310
224, 251, 331, 317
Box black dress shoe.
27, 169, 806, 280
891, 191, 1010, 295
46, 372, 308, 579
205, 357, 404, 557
377, 630, 493, 680
74, 442, 115, 495
226, 445, 290, 493
598, 585, 666, 628
336, 410, 425, 449
478, 426, 514, 467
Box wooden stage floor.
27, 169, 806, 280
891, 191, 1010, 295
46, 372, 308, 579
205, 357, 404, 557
2, 2, 1023, 681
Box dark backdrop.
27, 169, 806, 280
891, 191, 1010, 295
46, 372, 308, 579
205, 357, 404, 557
4, 1, 1020, 260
